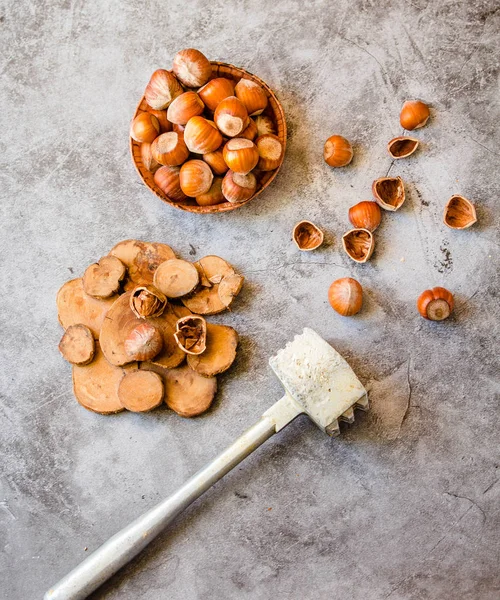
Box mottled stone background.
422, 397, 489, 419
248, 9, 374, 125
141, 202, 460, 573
1, 1, 499, 598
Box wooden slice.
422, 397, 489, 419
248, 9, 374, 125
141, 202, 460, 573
99, 293, 144, 366
218, 273, 244, 309
58, 324, 95, 365
82, 256, 126, 298
56, 278, 116, 338
72, 343, 136, 414
153, 258, 199, 298
109, 240, 176, 287
182, 256, 236, 315
118, 370, 164, 412
187, 324, 238, 377
163, 363, 217, 417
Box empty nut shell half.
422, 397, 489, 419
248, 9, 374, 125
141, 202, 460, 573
130, 285, 167, 318
387, 136, 419, 159
342, 228, 375, 263
174, 315, 207, 355
372, 176, 405, 211
443, 195, 477, 229
293, 221, 324, 251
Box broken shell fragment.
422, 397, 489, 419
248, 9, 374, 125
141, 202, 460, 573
292, 220, 324, 251
82, 255, 126, 299
387, 136, 419, 159
443, 195, 477, 230
174, 315, 207, 355
153, 258, 200, 298
182, 256, 239, 314
342, 228, 375, 263
58, 324, 96, 365
130, 285, 167, 318
372, 176, 405, 211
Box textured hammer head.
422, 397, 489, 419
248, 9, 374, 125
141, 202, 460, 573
269, 328, 368, 435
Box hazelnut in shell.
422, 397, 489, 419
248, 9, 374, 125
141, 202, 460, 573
153, 165, 187, 203
387, 136, 419, 159
151, 131, 189, 166
254, 115, 275, 137
223, 138, 259, 174
400, 100, 430, 130
198, 77, 235, 111
348, 201, 382, 232
202, 148, 229, 175
167, 91, 205, 125
443, 195, 477, 229
145, 69, 183, 110
196, 177, 224, 206
172, 48, 212, 88
184, 116, 223, 154
240, 118, 258, 141
372, 176, 405, 211
328, 278, 363, 316
179, 159, 214, 197
214, 96, 249, 137
130, 112, 160, 143
124, 322, 163, 362
417, 287, 454, 321
146, 109, 172, 133
292, 221, 324, 251
140, 142, 161, 173
255, 134, 283, 171
222, 170, 257, 204
342, 228, 375, 263
324, 135, 353, 167
234, 78, 268, 116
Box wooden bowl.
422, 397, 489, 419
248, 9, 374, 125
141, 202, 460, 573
130, 62, 287, 214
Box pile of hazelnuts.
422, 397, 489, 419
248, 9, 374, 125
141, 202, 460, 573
130, 48, 283, 207
322, 100, 474, 322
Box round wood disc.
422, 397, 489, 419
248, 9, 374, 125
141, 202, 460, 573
162, 364, 217, 417
187, 323, 238, 377
58, 324, 95, 365
118, 370, 164, 412
153, 258, 199, 298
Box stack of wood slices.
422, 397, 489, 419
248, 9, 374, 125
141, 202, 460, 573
57, 240, 243, 417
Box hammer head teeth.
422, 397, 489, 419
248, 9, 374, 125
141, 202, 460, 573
270, 328, 368, 434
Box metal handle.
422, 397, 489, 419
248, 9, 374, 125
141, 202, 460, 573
44, 416, 277, 600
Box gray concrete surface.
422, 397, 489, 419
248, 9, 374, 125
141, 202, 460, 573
1, 0, 499, 598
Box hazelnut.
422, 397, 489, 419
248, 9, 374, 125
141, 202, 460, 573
348, 201, 382, 232
400, 100, 430, 130
214, 96, 249, 137
167, 91, 205, 125
328, 278, 363, 316
130, 112, 160, 143
254, 115, 275, 137
234, 78, 268, 116
417, 287, 454, 321
198, 77, 235, 111
146, 109, 172, 133
184, 116, 223, 154
144, 69, 183, 110
202, 148, 229, 175
124, 322, 163, 361
221, 170, 257, 203
222, 138, 259, 174
239, 118, 258, 141
172, 48, 212, 88
196, 177, 225, 206
179, 159, 214, 197
255, 134, 283, 171
140, 142, 161, 173
342, 228, 375, 263
324, 135, 353, 167
153, 165, 187, 203
151, 132, 189, 166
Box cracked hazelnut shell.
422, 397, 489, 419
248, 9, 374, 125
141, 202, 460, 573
293, 221, 324, 251
443, 195, 477, 229
174, 315, 207, 355
372, 176, 405, 211
342, 228, 375, 263
387, 136, 419, 159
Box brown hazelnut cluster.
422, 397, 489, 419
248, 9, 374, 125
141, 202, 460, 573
130, 48, 284, 207
322, 101, 469, 321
